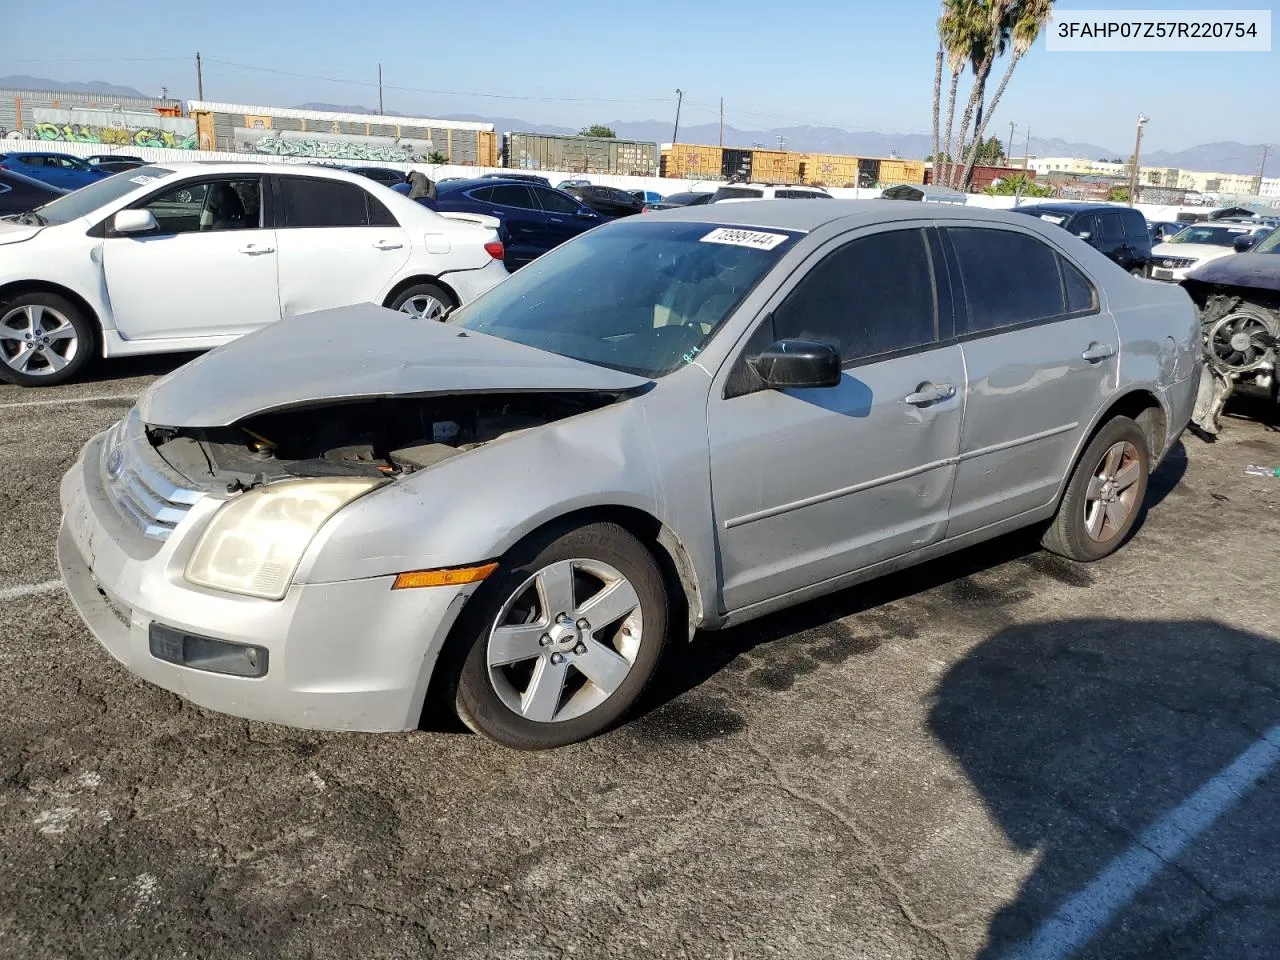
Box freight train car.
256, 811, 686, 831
187, 101, 498, 166
661, 142, 927, 187
0, 87, 188, 149
503, 132, 657, 176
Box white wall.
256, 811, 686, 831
3, 138, 1215, 222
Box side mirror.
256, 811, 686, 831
113, 209, 158, 235
749, 339, 842, 390
1233, 234, 1258, 252
1075, 230, 1092, 241
577, 208, 598, 218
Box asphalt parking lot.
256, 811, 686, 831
2, 361, 1280, 960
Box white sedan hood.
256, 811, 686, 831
139, 304, 651, 428
1150, 241, 1235, 262
0, 221, 44, 245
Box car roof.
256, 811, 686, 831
1016, 202, 1117, 214
648, 198, 1065, 232
136, 161, 389, 183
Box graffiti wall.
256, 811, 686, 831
25, 108, 197, 150
234, 127, 435, 162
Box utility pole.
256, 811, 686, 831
1127, 113, 1149, 206
672, 89, 683, 145
719, 97, 724, 148
195, 52, 204, 101
1023, 125, 1031, 168
1256, 143, 1270, 194
1008, 122, 1016, 165
776, 134, 786, 151
161, 86, 169, 101
378, 64, 384, 115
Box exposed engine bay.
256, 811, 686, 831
1188, 292, 1280, 435
146, 392, 623, 489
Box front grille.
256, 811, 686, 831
102, 412, 204, 542
1156, 256, 1197, 270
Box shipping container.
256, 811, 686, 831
721, 148, 751, 182
187, 101, 494, 166
750, 149, 802, 185
901, 159, 926, 184
0, 87, 187, 148
662, 143, 725, 180
504, 132, 657, 176
804, 153, 860, 187
927, 162, 1036, 191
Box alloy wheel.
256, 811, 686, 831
1083, 441, 1142, 543
0, 304, 79, 377
399, 295, 446, 320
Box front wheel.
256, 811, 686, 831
0, 293, 95, 387
387, 282, 454, 321
452, 522, 669, 749
1042, 416, 1150, 562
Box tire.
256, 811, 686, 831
0, 292, 95, 387
1042, 416, 1150, 562
387, 282, 454, 321
452, 522, 669, 749
1129, 267, 1145, 277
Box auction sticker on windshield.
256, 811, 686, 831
700, 228, 789, 250
129, 175, 155, 185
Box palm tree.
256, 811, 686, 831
938, 0, 983, 182
932, 42, 944, 159
958, 0, 1054, 190
949, 0, 1014, 187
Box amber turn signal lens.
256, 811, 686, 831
391, 563, 498, 589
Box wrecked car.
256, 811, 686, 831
1184, 227, 1280, 434
59, 203, 1199, 749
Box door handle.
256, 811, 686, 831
1082, 342, 1116, 362
373, 239, 404, 250
904, 382, 957, 406
238, 244, 275, 255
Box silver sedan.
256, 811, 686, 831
59, 201, 1201, 748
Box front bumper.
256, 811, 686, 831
1148, 264, 1194, 282
58, 432, 476, 732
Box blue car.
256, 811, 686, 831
0, 151, 111, 190
419, 177, 602, 269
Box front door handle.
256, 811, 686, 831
373, 239, 404, 250
1082, 342, 1116, 362
904, 382, 957, 406
238, 243, 275, 255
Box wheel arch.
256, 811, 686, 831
1056, 388, 1168, 508
0, 280, 103, 353
381, 275, 460, 311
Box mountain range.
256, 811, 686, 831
2, 77, 1274, 177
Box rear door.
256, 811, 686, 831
471, 184, 545, 267
1096, 209, 1129, 267
531, 186, 597, 250
272, 175, 411, 317
708, 224, 965, 611
941, 224, 1119, 537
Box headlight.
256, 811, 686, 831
185, 478, 382, 600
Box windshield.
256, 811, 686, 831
446, 220, 798, 377
1166, 225, 1253, 246
31, 166, 174, 225
1253, 228, 1280, 254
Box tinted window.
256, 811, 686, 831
367, 192, 398, 227
1062, 258, 1097, 313
534, 188, 583, 214
139, 178, 262, 234
280, 178, 372, 228
713, 187, 763, 200
948, 227, 1066, 333
467, 186, 495, 203
1098, 212, 1124, 243
487, 184, 538, 209
773, 228, 938, 361
1122, 209, 1148, 239
1069, 213, 1098, 238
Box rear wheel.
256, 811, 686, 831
452, 522, 669, 749
0, 293, 95, 387
388, 282, 454, 321
1042, 416, 1150, 562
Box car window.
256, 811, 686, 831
1098, 212, 1124, 243
1122, 210, 1148, 239
773, 228, 938, 362
138, 178, 262, 234
776, 190, 820, 199
367, 192, 398, 227
279, 177, 373, 228
1070, 213, 1098, 239
466, 186, 495, 203
30, 165, 173, 226
1062, 258, 1097, 313
713, 187, 764, 201
947, 227, 1067, 333
486, 184, 538, 210
534, 188, 583, 215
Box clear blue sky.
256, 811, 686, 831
5, 0, 1276, 154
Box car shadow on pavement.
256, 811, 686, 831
929, 618, 1280, 958
79, 352, 204, 384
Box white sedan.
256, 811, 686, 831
1147, 222, 1272, 282
0, 163, 508, 385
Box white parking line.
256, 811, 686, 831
0, 580, 65, 602
1006, 723, 1280, 960
0, 394, 136, 410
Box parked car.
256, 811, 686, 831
0, 169, 67, 215
86, 155, 147, 174
1148, 220, 1187, 244
631, 189, 664, 205
1183, 227, 1280, 433
643, 190, 716, 211
480, 172, 552, 187
87, 154, 144, 165
556, 179, 592, 190
1013, 202, 1152, 275
0, 163, 506, 386
57, 200, 1198, 749
1147, 222, 1274, 282
711, 184, 833, 202
0, 151, 111, 190
562, 184, 645, 219
337, 165, 407, 186
425, 177, 601, 270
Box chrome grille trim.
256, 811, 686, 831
102, 410, 205, 542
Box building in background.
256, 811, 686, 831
187, 101, 498, 166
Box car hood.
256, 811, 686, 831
0, 221, 44, 245
1184, 252, 1280, 289
138, 303, 651, 428
1151, 242, 1235, 260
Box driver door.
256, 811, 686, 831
102, 175, 280, 341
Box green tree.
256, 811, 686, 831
579, 125, 616, 138
937, 0, 985, 175
426, 151, 448, 164
983, 172, 1052, 197
1107, 185, 1130, 202
972, 136, 1005, 165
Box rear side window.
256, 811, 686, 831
1062, 258, 1097, 313
488, 184, 538, 209
1099, 212, 1124, 243
947, 227, 1066, 333
1122, 210, 1148, 239
367, 192, 398, 227
534, 188, 582, 214
467, 186, 495, 203
773, 228, 938, 362
714, 187, 763, 200
279, 178, 374, 228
